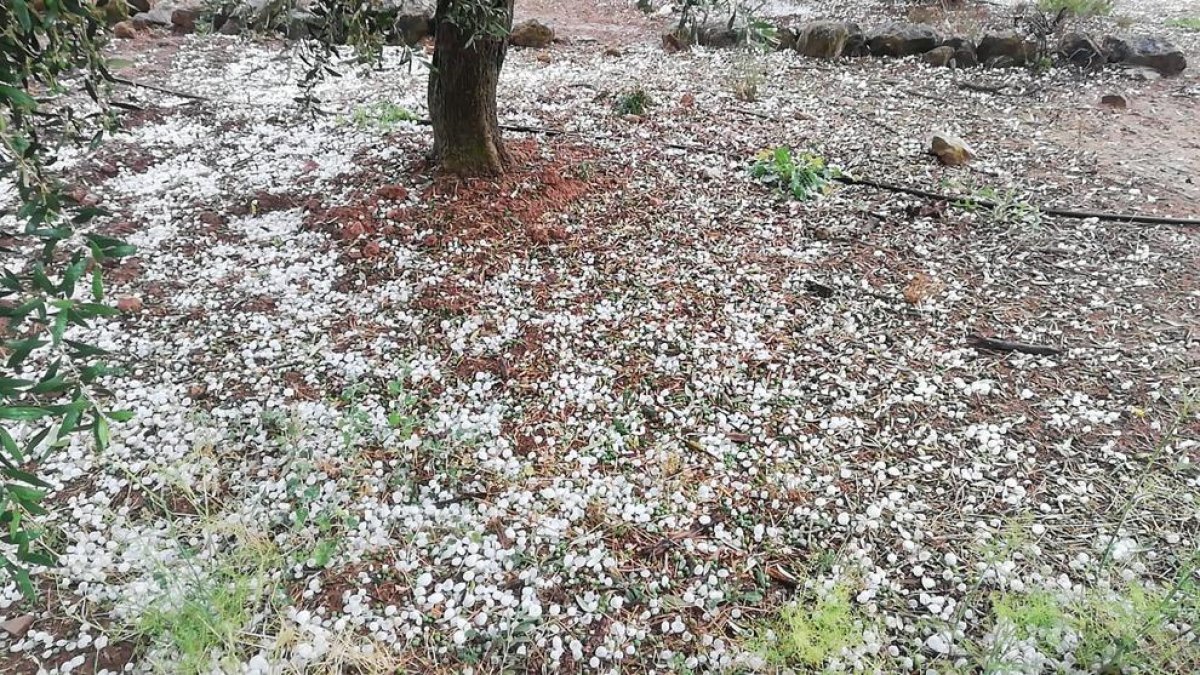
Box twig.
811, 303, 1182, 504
967, 334, 1062, 356
836, 175, 1200, 227
957, 81, 1008, 94
110, 76, 210, 102
732, 108, 773, 120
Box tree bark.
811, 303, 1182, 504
427, 0, 514, 176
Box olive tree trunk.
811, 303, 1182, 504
427, 0, 515, 176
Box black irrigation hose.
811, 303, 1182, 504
836, 175, 1200, 228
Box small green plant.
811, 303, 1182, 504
137, 538, 284, 674
614, 88, 653, 116
349, 101, 419, 130
753, 582, 861, 668
750, 147, 842, 201
1036, 0, 1113, 17
1168, 17, 1200, 30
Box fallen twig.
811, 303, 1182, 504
110, 75, 210, 101
836, 175, 1200, 227
967, 334, 1062, 356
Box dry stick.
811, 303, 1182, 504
110, 76, 210, 102
836, 175, 1200, 228
967, 334, 1062, 356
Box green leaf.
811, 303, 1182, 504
91, 267, 104, 301
2, 467, 50, 489
106, 410, 134, 422
94, 414, 110, 449
7, 338, 48, 368
0, 85, 37, 112
0, 407, 56, 422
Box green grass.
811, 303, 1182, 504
349, 101, 419, 130
614, 88, 653, 116
1037, 0, 1113, 17
135, 537, 284, 674
1168, 17, 1200, 30
752, 583, 863, 668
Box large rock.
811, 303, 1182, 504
170, 7, 199, 33
1058, 32, 1105, 67
132, 6, 173, 27
942, 38, 979, 68
1121, 35, 1187, 76
795, 21, 852, 59
774, 26, 797, 51
930, 131, 974, 167
922, 45, 956, 67
868, 23, 939, 57
510, 19, 554, 48
843, 25, 869, 57
696, 22, 743, 48
977, 31, 1034, 66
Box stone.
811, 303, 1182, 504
510, 19, 554, 48
604, 46, 622, 57
126, 0, 151, 12
116, 297, 144, 313
0, 615, 33, 639
922, 45, 955, 67
843, 27, 869, 57
171, 8, 199, 34
1121, 35, 1186, 76
1099, 93, 1127, 109
113, 20, 139, 39
774, 27, 797, 51
795, 21, 851, 59
977, 31, 1034, 66
132, 7, 173, 28
1101, 35, 1129, 62
954, 46, 978, 68
217, 17, 243, 35
868, 23, 939, 57
662, 28, 691, 53
929, 131, 974, 167
1059, 32, 1105, 68
696, 23, 742, 49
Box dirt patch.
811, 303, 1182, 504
516, 0, 664, 46
1047, 81, 1200, 216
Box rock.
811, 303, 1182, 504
126, 0, 151, 12
1121, 35, 1186, 76
795, 21, 852, 59
391, 12, 431, 45
604, 46, 622, 57
922, 45, 956, 67
171, 8, 199, 34
954, 46, 978, 68
1099, 93, 1127, 109
0, 615, 33, 639
116, 297, 144, 313
929, 131, 974, 167
843, 26, 869, 57
132, 7, 173, 28
113, 20, 139, 39
1101, 35, 1129, 62
774, 27, 797, 51
662, 27, 691, 53
868, 23, 939, 57
1059, 32, 1105, 67
510, 19, 554, 48
977, 31, 1034, 66
696, 22, 742, 49
217, 17, 243, 35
